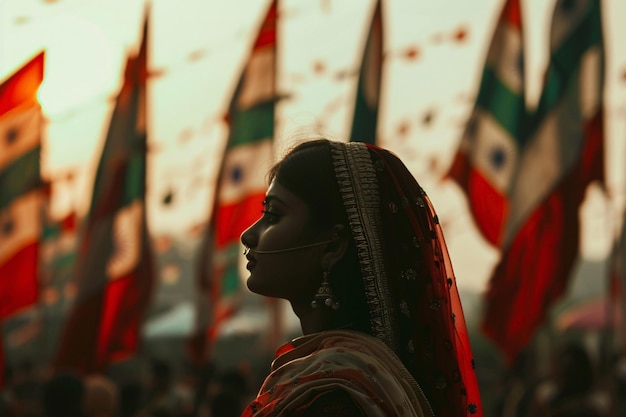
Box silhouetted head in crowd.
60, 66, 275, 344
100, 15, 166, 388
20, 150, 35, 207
553, 342, 594, 397
83, 374, 119, 417
119, 382, 144, 417
149, 358, 173, 394
42, 372, 84, 417
211, 391, 240, 417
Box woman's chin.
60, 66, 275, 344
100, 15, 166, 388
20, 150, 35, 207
247, 279, 287, 302
246, 276, 269, 296
246, 276, 258, 292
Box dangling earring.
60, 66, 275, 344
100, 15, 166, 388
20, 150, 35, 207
311, 271, 340, 310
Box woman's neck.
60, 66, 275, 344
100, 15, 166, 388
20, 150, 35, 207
293, 303, 329, 334
292, 302, 357, 335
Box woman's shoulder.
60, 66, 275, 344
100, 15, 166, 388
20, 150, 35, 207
301, 389, 365, 417
262, 330, 431, 416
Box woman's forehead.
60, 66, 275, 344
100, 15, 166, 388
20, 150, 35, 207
265, 181, 307, 208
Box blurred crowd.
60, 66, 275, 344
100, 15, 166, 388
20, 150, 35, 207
0, 357, 262, 417
492, 342, 626, 417
1, 340, 626, 417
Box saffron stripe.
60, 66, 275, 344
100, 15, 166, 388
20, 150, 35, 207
502, 0, 522, 29
0, 52, 44, 117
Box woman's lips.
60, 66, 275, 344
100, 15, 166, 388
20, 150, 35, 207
245, 254, 257, 270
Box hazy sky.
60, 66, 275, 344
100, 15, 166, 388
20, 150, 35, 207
2, 0, 625, 293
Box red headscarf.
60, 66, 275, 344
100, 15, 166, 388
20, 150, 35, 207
329, 142, 482, 417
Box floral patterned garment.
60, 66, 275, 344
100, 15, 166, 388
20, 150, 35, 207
301, 390, 366, 417
241, 330, 433, 417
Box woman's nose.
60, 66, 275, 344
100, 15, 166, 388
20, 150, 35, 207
241, 221, 259, 249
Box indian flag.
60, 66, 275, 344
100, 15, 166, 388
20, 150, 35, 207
503, 0, 603, 242
0, 52, 44, 389
55, 14, 153, 373
349, 0, 383, 145
482, 0, 604, 364
191, 0, 277, 362
213, 0, 276, 308
189, 0, 277, 362
0, 52, 45, 318
448, 0, 525, 246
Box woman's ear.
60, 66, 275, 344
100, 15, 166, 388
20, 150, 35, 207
321, 224, 350, 271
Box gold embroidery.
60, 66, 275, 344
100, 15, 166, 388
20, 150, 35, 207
329, 142, 395, 351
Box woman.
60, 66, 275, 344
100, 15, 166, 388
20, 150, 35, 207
241, 139, 482, 417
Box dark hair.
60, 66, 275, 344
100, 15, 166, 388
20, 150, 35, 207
269, 139, 371, 334
269, 140, 346, 229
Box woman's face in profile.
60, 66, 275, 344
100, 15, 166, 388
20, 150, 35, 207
241, 180, 328, 305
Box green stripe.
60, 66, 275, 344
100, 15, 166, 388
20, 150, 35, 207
122, 135, 147, 207
88, 83, 144, 215
88, 133, 146, 215
530, 3, 602, 130
476, 67, 526, 143
53, 252, 77, 269
349, 9, 381, 146
0, 147, 41, 209
349, 85, 378, 145
42, 223, 61, 240
213, 243, 240, 267
222, 264, 240, 296
213, 244, 241, 296
228, 101, 274, 148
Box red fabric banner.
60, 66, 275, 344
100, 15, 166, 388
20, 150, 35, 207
215, 192, 266, 247
0, 242, 38, 319
448, 154, 509, 245
482, 112, 604, 363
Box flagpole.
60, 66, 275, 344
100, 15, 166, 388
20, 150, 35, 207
601, 190, 625, 372
618, 129, 626, 354
602, 225, 617, 371
616, 207, 626, 354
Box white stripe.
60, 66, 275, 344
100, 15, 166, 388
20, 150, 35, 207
0, 106, 41, 171
487, 23, 523, 94
107, 200, 143, 280
0, 190, 43, 265
549, 0, 591, 50
467, 110, 518, 193
502, 0, 602, 244
218, 139, 273, 204
579, 45, 603, 120
238, 47, 275, 109
505, 83, 587, 241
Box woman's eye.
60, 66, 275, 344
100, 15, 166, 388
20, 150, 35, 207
261, 210, 281, 223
